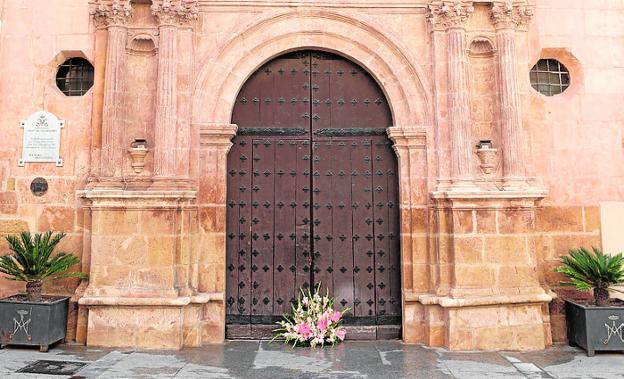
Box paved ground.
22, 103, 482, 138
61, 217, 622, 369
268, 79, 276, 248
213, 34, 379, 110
0, 341, 622, 378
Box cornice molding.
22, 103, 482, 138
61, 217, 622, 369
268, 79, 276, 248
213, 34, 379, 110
90, 0, 133, 28
491, 2, 534, 30
151, 0, 199, 26
427, 1, 474, 31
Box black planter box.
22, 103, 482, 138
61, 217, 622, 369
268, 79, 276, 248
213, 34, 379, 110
0, 296, 69, 352
565, 299, 624, 356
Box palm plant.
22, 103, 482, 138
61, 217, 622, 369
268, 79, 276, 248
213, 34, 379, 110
555, 247, 624, 306
0, 231, 86, 301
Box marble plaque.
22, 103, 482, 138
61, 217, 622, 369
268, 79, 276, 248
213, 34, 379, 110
18, 111, 64, 167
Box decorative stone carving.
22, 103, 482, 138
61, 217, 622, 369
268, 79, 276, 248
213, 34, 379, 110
491, 2, 534, 29
468, 37, 496, 57
427, 1, 474, 30
151, 0, 199, 26
90, 0, 133, 28
127, 140, 149, 174
476, 144, 499, 175
127, 32, 158, 55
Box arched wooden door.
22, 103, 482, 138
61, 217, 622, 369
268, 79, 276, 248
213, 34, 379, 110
226, 51, 400, 339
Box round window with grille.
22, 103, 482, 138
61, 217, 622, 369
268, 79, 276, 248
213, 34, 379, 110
55, 58, 94, 96
530, 59, 570, 96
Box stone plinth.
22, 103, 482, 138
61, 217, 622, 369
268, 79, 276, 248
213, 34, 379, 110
404, 189, 553, 350
76, 188, 220, 349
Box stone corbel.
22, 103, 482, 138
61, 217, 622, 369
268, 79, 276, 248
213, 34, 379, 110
197, 123, 237, 205
387, 126, 426, 150
199, 123, 238, 151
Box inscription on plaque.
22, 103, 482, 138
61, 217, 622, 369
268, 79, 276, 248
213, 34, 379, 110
18, 111, 64, 167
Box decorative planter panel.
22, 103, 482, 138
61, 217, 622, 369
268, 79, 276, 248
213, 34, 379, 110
0, 296, 69, 352
566, 300, 624, 356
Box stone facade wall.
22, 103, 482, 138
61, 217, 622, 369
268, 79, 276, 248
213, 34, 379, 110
529, 0, 624, 343
0, 0, 622, 350
0, 0, 94, 339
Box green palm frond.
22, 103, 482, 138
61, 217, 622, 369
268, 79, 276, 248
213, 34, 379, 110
555, 247, 624, 291
0, 231, 86, 282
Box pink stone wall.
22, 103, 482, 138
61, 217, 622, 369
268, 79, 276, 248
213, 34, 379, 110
529, 0, 624, 205
0, 0, 93, 298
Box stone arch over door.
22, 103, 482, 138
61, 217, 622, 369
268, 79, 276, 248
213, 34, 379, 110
194, 11, 431, 343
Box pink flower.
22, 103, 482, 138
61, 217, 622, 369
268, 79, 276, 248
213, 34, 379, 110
336, 328, 346, 341
296, 322, 312, 339
331, 310, 341, 323
317, 316, 329, 332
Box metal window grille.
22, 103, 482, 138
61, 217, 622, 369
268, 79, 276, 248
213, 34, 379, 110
529, 59, 570, 96
55, 58, 94, 96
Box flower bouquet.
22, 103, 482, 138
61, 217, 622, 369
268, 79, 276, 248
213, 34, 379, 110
274, 284, 349, 347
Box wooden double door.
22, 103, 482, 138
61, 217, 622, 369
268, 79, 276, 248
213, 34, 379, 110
225, 51, 400, 339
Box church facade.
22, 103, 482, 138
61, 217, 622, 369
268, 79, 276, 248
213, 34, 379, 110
0, 0, 621, 350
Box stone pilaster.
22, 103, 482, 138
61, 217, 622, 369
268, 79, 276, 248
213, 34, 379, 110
388, 126, 430, 343
428, 1, 476, 191
491, 2, 534, 190
91, 0, 133, 181
197, 122, 237, 343
151, 0, 198, 179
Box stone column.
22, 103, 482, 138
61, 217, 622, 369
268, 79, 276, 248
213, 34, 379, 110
492, 3, 534, 190
151, 0, 198, 180
91, 0, 133, 180
428, 1, 476, 191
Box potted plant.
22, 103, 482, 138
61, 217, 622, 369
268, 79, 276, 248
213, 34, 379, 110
555, 247, 624, 356
0, 231, 86, 352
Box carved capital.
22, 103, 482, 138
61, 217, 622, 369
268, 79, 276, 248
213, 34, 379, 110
427, 1, 474, 31
491, 2, 534, 30
151, 0, 199, 26
90, 0, 133, 28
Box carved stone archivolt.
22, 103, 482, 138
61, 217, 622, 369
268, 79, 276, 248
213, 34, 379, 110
491, 2, 534, 29
90, 0, 133, 28
427, 1, 474, 30
151, 0, 199, 26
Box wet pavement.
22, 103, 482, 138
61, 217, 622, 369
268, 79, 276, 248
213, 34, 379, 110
0, 341, 622, 378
